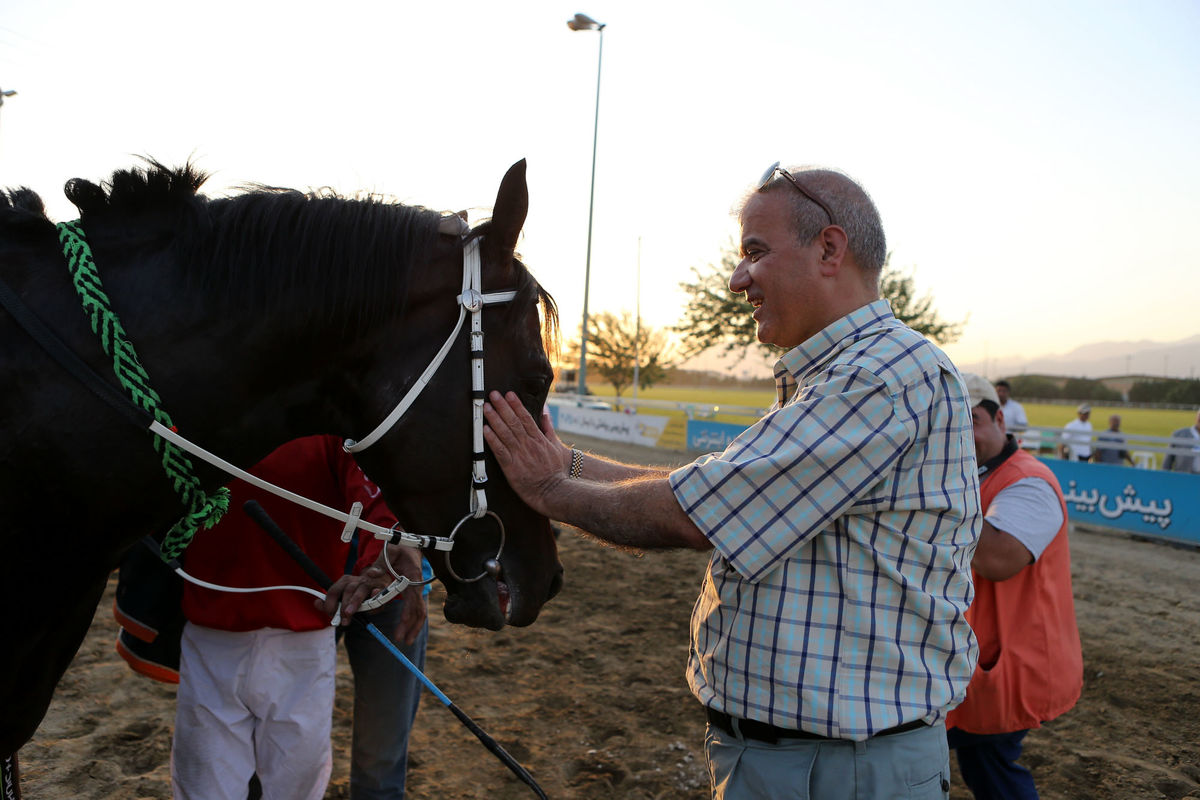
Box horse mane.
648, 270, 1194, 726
2, 160, 557, 343
0, 185, 55, 243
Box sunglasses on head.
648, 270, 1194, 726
757, 162, 837, 226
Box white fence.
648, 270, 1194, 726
552, 393, 1195, 470
1012, 425, 1190, 469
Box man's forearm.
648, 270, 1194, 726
551, 475, 712, 552
569, 448, 671, 483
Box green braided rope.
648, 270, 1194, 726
57, 220, 229, 560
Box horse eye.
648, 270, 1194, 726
521, 377, 550, 397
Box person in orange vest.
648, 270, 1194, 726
948, 374, 1084, 799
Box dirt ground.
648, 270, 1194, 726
19, 434, 1200, 799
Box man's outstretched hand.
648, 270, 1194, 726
482, 390, 571, 518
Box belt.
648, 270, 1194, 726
705, 708, 930, 744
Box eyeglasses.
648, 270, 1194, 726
757, 161, 837, 226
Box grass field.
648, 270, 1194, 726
1021, 402, 1194, 440
581, 385, 1197, 439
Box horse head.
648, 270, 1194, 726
348, 160, 563, 630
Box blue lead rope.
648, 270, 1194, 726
359, 620, 452, 706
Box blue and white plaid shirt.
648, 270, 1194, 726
670, 300, 980, 740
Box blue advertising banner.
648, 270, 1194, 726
608, 418, 1199, 546
686, 420, 749, 453
677, 420, 1200, 546
1039, 459, 1198, 546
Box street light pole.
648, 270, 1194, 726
0, 87, 16, 149
633, 236, 641, 403
567, 13, 605, 399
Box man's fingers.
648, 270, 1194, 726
483, 392, 515, 444
539, 406, 559, 441
318, 571, 386, 626
485, 390, 540, 438
482, 425, 507, 460
504, 391, 543, 437
485, 390, 519, 427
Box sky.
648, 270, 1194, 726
2, 0, 1198, 379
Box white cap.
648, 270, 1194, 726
961, 372, 999, 407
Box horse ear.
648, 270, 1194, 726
489, 159, 528, 253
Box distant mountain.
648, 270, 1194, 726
959, 335, 1200, 380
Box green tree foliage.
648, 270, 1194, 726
674, 241, 963, 362
1061, 377, 1122, 402
1166, 380, 1200, 404
1129, 379, 1200, 405
673, 244, 759, 362
1005, 375, 1061, 400
566, 311, 677, 398
878, 262, 965, 345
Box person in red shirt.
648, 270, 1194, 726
947, 375, 1083, 799
168, 435, 427, 800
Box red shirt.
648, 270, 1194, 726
181, 435, 392, 632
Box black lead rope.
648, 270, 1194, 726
241, 501, 549, 799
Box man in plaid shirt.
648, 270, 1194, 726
484, 163, 980, 799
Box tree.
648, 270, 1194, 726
1061, 377, 1121, 403
878, 261, 965, 344
673, 244, 760, 362
674, 241, 964, 363
1130, 379, 1200, 405
1167, 379, 1200, 405
566, 311, 677, 398
1005, 375, 1061, 400
1129, 380, 1170, 403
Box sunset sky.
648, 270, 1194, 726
3, 0, 1197, 378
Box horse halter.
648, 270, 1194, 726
343, 227, 518, 587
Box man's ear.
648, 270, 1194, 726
817, 225, 850, 275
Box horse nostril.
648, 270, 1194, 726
547, 567, 564, 601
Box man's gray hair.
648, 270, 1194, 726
744, 167, 887, 283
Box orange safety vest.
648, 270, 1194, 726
946, 450, 1084, 734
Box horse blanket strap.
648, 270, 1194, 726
57, 220, 230, 561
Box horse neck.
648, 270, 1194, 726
116, 233, 465, 472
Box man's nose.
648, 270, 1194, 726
729, 260, 750, 292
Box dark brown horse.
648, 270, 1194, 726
0, 159, 563, 780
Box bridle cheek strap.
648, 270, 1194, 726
343, 237, 516, 521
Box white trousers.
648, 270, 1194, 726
171, 623, 335, 800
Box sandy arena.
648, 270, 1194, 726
20, 434, 1200, 799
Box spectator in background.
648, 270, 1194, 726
948, 374, 1083, 800
1059, 404, 1093, 462
1162, 408, 1200, 474
995, 380, 1028, 432
1094, 414, 1134, 466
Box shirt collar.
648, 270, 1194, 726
773, 299, 894, 406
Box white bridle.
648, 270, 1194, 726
343, 226, 519, 590
149, 221, 520, 603
343, 234, 516, 520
